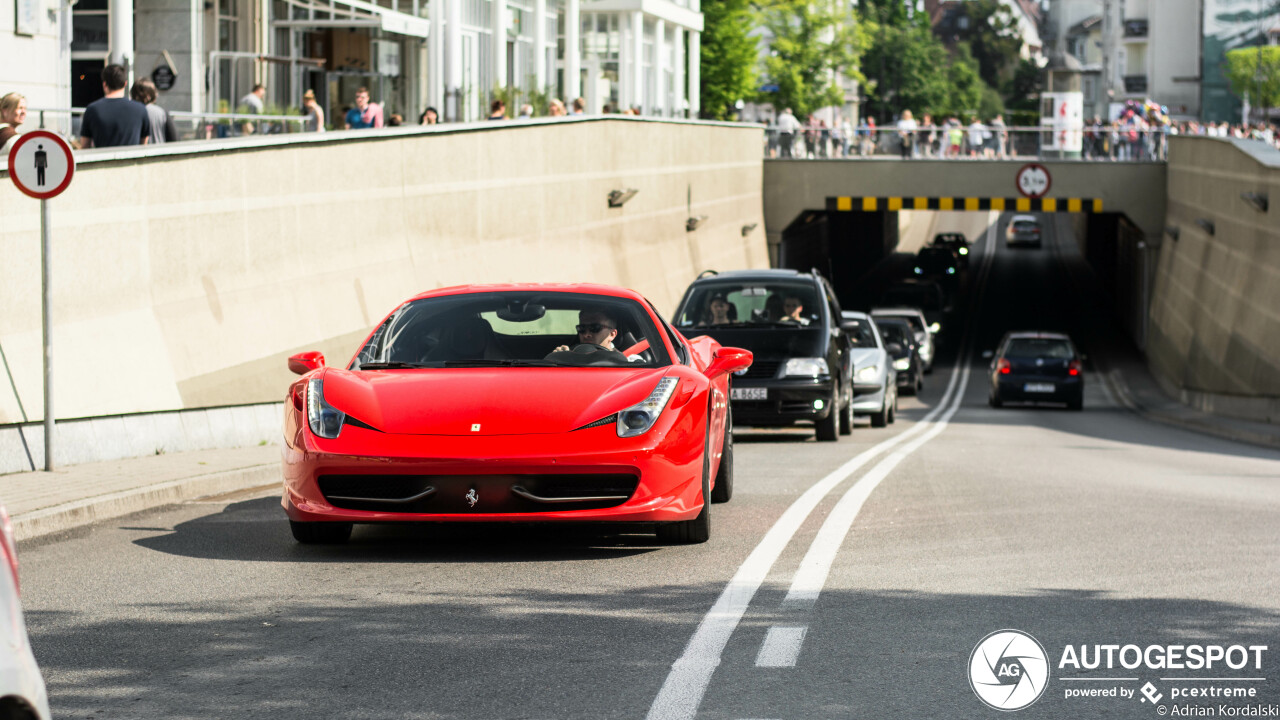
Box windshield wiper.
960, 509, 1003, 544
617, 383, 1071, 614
356, 361, 430, 370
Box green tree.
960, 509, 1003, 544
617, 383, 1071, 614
1002, 57, 1042, 112
858, 2, 951, 122
756, 0, 863, 118
1225, 46, 1280, 117
937, 44, 985, 119
700, 0, 759, 120
949, 0, 1022, 90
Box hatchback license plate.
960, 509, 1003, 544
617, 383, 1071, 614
732, 387, 768, 401
1024, 383, 1055, 393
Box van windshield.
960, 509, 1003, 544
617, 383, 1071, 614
675, 282, 822, 329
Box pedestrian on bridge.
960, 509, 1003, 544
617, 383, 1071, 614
0, 92, 25, 155
896, 109, 917, 159
776, 108, 800, 158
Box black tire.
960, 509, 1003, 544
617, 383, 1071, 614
871, 388, 890, 428
888, 393, 897, 423
916, 374, 924, 394
901, 378, 917, 397
989, 391, 1003, 408
838, 383, 854, 436
815, 387, 839, 441
290, 520, 353, 544
711, 409, 734, 503
658, 422, 712, 543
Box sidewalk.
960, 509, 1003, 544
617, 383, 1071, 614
0, 445, 280, 542
1098, 350, 1280, 451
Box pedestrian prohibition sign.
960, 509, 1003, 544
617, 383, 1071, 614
8, 130, 75, 200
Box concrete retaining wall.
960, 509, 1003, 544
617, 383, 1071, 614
1148, 136, 1280, 423
0, 118, 768, 444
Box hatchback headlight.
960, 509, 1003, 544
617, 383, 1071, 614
307, 377, 346, 439
855, 365, 879, 382
783, 358, 829, 378
893, 358, 911, 371
958, 246, 969, 255
617, 377, 678, 438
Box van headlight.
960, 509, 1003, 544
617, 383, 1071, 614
855, 365, 879, 382
893, 358, 912, 371
617, 377, 678, 438
307, 377, 346, 439
783, 358, 829, 378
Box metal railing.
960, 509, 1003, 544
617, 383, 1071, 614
762, 125, 1173, 162
30, 107, 312, 144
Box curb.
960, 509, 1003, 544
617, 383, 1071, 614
1100, 366, 1280, 451
13, 464, 279, 542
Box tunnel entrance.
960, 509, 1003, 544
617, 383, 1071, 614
776, 195, 1148, 342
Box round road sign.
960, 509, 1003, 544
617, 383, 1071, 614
7, 130, 76, 200
1015, 163, 1051, 199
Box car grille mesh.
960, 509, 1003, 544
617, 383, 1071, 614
318, 473, 640, 514
739, 360, 781, 379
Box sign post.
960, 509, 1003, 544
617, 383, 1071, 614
7, 130, 76, 471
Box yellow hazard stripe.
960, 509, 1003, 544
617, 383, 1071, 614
828, 197, 1102, 213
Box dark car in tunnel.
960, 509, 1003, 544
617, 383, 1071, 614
871, 317, 923, 396
673, 269, 854, 441
930, 232, 970, 268
985, 331, 1084, 410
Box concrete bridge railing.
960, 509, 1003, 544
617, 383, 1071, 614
0, 118, 768, 470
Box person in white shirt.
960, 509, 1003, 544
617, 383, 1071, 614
897, 109, 918, 159
776, 108, 801, 158
967, 117, 989, 157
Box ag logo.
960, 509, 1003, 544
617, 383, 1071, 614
968, 629, 1050, 711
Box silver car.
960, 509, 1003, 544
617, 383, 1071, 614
1006, 214, 1042, 247
871, 307, 937, 373
840, 311, 898, 427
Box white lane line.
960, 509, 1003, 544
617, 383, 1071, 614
783, 359, 973, 608
754, 626, 809, 668
645, 213, 1000, 720
645, 370, 967, 720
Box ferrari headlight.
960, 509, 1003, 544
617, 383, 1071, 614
855, 365, 879, 382
617, 377, 678, 438
307, 377, 346, 439
783, 358, 829, 378
893, 358, 911, 371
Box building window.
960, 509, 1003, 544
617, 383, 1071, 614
72, 0, 110, 53
218, 0, 239, 51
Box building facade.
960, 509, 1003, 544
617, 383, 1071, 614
2, 0, 702, 133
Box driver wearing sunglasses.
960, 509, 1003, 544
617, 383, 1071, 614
553, 310, 621, 353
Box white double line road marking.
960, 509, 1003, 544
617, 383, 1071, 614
753, 626, 809, 668
646, 213, 998, 720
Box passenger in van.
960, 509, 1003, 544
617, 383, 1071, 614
763, 294, 784, 322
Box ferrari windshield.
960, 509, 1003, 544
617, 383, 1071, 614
675, 281, 823, 328
351, 292, 672, 369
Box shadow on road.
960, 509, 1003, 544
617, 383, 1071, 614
133, 496, 665, 564
27, 579, 1280, 719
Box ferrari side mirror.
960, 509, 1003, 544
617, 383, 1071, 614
707, 347, 753, 380
288, 351, 325, 375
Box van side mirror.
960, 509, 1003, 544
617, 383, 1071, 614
288, 351, 325, 375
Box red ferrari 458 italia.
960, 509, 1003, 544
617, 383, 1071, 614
281, 284, 752, 544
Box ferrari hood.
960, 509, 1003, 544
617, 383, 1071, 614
319, 367, 667, 436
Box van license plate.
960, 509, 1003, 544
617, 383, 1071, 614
732, 387, 767, 401
1024, 383, 1055, 393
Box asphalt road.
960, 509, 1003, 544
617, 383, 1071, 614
19, 213, 1280, 720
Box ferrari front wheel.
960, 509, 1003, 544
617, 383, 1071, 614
711, 408, 734, 504
658, 431, 712, 544
290, 520, 353, 545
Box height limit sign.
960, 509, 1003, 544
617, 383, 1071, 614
8, 130, 75, 199
1015, 163, 1051, 199
7, 129, 75, 472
